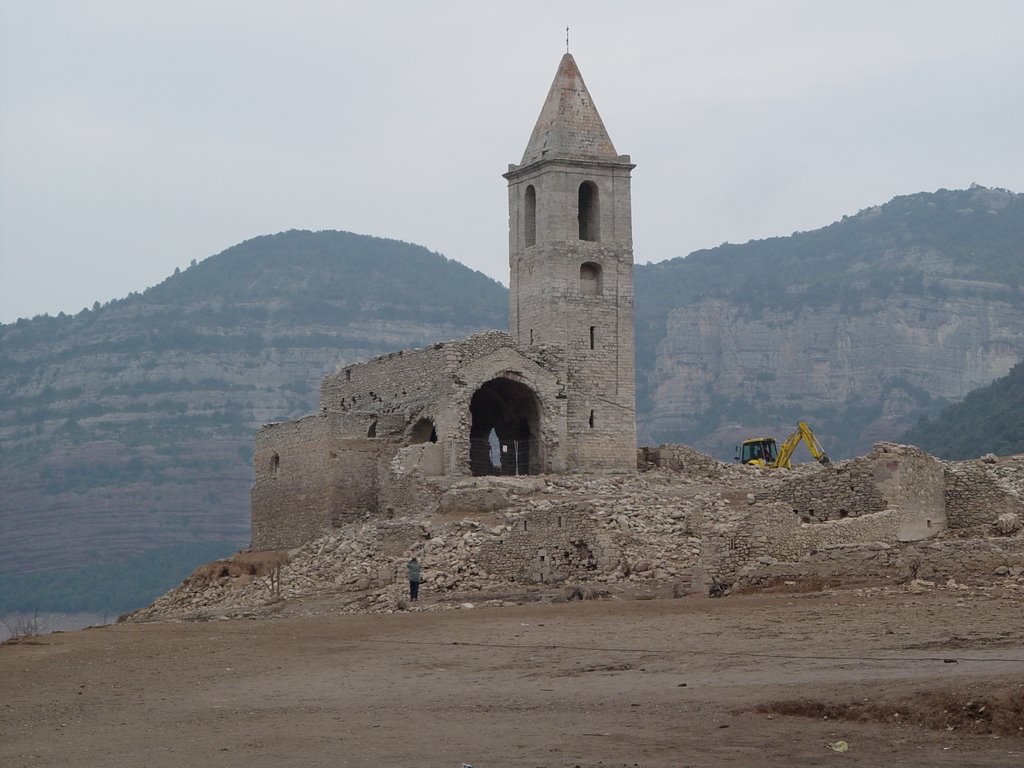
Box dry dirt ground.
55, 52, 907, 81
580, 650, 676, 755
2, 590, 1023, 768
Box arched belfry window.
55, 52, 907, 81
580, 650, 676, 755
524, 185, 537, 247
580, 261, 602, 296
578, 181, 600, 242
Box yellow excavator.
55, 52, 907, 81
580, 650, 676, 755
736, 421, 831, 469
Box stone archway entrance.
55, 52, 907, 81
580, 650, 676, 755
469, 377, 541, 476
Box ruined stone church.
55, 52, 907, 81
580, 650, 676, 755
252, 53, 638, 549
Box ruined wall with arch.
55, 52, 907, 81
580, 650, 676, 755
251, 332, 569, 548
320, 330, 566, 475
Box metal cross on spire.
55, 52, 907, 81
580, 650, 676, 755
566, 26, 570, 53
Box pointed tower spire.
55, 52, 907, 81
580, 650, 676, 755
520, 53, 619, 166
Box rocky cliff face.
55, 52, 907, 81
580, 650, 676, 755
636, 186, 1024, 459
643, 292, 1024, 457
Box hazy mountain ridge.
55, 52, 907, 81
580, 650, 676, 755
3, 187, 1023, 614
638, 185, 1024, 306
0, 230, 508, 612
636, 185, 1024, 456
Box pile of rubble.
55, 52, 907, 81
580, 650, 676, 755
129, 446, 1024, 623
132, 466, 733, 621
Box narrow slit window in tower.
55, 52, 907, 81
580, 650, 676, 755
589, 410, 595, 428
589, 326, 595, 350
578, 181, 600, 241
524, 185, 537, 246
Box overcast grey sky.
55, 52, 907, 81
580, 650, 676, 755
2, 1, 1022, 323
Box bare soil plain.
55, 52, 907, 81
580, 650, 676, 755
2, 589, 1023, 768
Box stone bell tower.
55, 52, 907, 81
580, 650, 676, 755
504, 53, 637, 471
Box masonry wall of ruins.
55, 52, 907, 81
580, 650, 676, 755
253, 409, 1021, 581
643, 443, 950, 582
251, 333, 574, 549
321, 331, 567, 473
701, 502, 904, 583
755, 443, 947, 540
604, 445, 1018, 587
251, 413, 406, 549
735, 538, 1024, 592
944, 454, 1024, 531
758, 459, 888, 521
472, 504, 613, 583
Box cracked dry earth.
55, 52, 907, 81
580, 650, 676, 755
2, 590, 1023, 768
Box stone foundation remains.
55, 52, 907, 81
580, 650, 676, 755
138, 436, 1023, 623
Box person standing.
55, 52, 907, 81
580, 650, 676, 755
407, 556, 422, 602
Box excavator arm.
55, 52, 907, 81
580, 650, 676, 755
773, 421, 831, 469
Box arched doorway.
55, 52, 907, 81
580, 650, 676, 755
469, 377, 541, 476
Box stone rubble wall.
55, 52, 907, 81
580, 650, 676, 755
638, 444, 742, 479
251, 413, 403, 550
735, 537, 1024, 591
470, 502, 609, 583
901, 537, 1024, 582
944, 454, 1024, 532
391, 442, 447, 477
643, 442, 948, 581
870, 444, 948, 540
752, 443, 946, 541
379, 467, 449, 522
757, 456, 887, 522
321, 331, 521, 413
762, 506, 902, 562
698, 500, 902, 582
319, 331, 567, 473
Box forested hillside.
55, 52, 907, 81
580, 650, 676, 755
903, 360, 1024, 459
